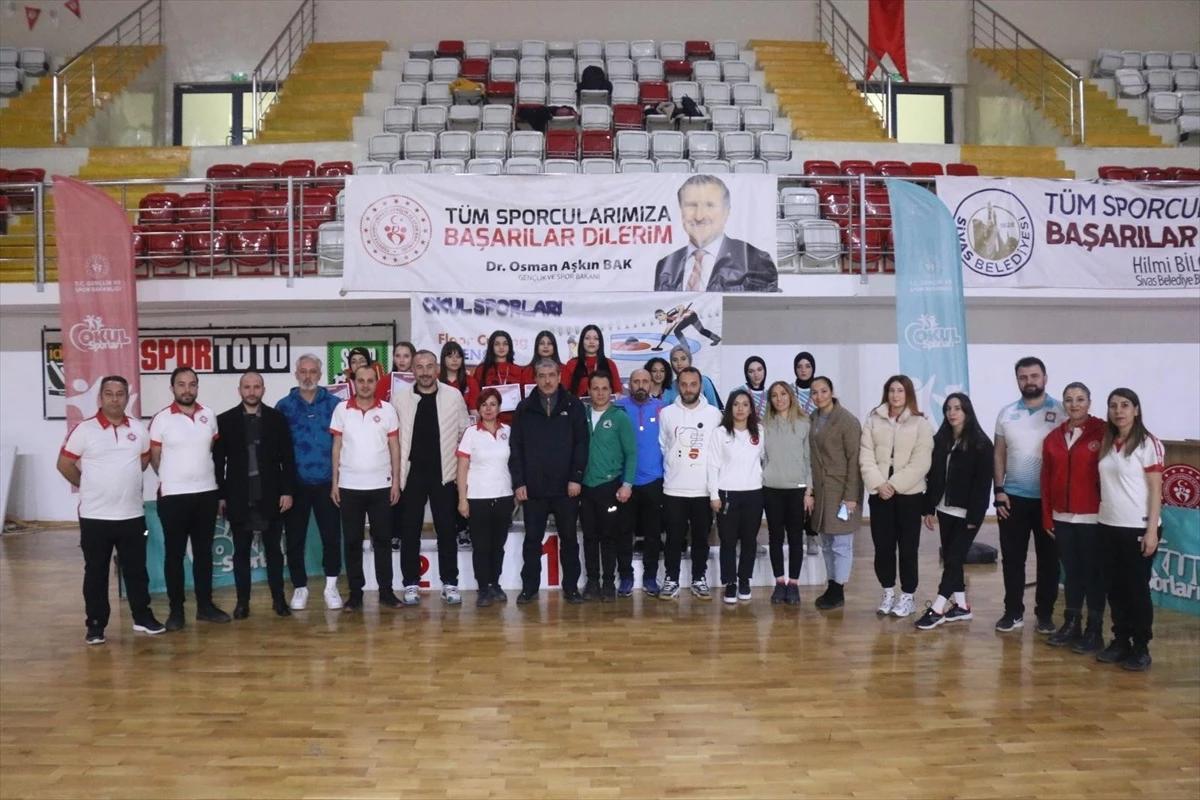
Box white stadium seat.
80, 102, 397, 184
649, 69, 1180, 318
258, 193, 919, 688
474, 130, 509, 159
619, 158, 656, 173
402, 131, 437, 161
544, 159, 580, 174
581, 158, 617, 174
505, 157, 544, 174
467, 157, 504, 175
758, 132, 792, 161
368, 133, 401, 163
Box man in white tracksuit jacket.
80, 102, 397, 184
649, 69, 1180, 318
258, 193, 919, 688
658, 367, 723, 601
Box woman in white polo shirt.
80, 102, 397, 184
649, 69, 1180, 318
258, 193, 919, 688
708, 389, 765, 605
1095, 388, 1164, 673
456, 388, 515, 608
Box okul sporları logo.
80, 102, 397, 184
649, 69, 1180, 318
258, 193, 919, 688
904, 314, 962, 351
954, 189, 1035, 277
68, 314, 132, 352
360, 195, 433, 267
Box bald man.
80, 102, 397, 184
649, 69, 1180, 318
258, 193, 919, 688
615, 369, 669, 596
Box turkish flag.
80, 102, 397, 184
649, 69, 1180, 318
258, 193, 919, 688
868, 0, 908, 82
65, 0, 81, 19
25, 5, 40, 29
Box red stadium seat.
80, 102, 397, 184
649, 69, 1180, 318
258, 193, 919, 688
137, 193, 181, 225
130, 226, 149, 279
1101, 167, 1136, 181
685, 41, 714, 61
461, 58, 489, 82
183, 223, 232, 277
272, 220, 320, 275
664, 59, 692, 79
876, 161, 912, 177
4, 168, 45, 210
546, 129, 580, 159
863, 188, 891, 225
141, 225, 189, 277
279, 159, 315, 185
818, 185, 853, 221
1174, 168, 1200, 181
317, 161, 353, 178
230, 221, 275, 275
244, 161, 280, 190
1097, 165, 1127, 179
257, 189, 292, 222
909, 162, 944, 177
214, 191, 258, 225
639, 81, 669, 104
581, 129, 614, 158
803, 160, 840, 185
842, 226, 886, 270
205, 163, 244, 181
1134, 167, 1169, 181
946, 163, 979, 176
487, 80, 516, 102
612, 104, 644, 131
178, 192, 213, 223
298, 188, 337, 223
437, 40, 464, 59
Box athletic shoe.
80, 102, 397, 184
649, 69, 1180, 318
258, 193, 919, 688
562, 587, 583, 604
723, 583, 738, 604
770, 583, 787, 605
165, 609, 185, 632
343, 593, 363, 612
379, 593, 401, 609
441, 585, 462, 606
876, 588, 896, 616
516, 590, 538, 605
642, 577, 661, 597
690, 577, 711, 600
784, 584, 801, 605
290, 587, 309, 610
391, 537, 401, 552
582, 579, 601, 602
272, 599, 292, 617
133, 612, 166, 635
944, 604, 972, 622
476, 588, 494, 608
617, 578, 634, 597
195, 604, 231, 624
1096, 639, 1133, 664
659, 580, 680, 600
456, 530, 472, 551
491, 585, 508, 603
324, 586, 344, 610
756, 543, 768, 556
891, 593, 916, 618
994, 613, 1024, 632
814, 581, 844, 610
1035, 616, 1056, 635
806, 536, 819, 556
1070, 628, 1104, 654
737, 579, 751, 601
600, 583, 616, 603
1120, 645, 1152, 672
85, 626, 106, 645
402, 585, 421, 606
915, 604, 946, 630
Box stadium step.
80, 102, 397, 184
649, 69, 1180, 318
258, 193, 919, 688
255, 41, 388, 144
972, 49, 1168, 147
0, 45, 163, 148
958, 144, 1075, 178
750, 40, 893, 142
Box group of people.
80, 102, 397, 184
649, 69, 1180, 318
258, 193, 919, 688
60, 338, 1164, 672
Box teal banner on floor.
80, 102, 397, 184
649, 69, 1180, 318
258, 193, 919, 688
1154, 506, 1200, 617
140, 501, 334, 595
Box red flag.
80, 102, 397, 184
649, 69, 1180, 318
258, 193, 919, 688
25, 5, 40, 29
868, 0, 908, 82
64, 0, 81, 19
53, 176, 141, 431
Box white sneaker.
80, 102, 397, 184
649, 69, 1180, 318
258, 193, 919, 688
690, 577, 711, 600
323, 586, 344, 610
290, 587, 309, 610
877, 588, 896, 616
891, 592, 916, 618
441, 584, 462, 605
403, 585, 421, 606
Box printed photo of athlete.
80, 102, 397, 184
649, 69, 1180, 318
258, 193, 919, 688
651, 303, 722, 353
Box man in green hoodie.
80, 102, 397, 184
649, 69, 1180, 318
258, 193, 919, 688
580, 371, 638, 602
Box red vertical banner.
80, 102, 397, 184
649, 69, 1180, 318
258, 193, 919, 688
25, 5, 40, 29
65, 0, 82, 19
868, 0, 909, 82
53, 176, 141, 431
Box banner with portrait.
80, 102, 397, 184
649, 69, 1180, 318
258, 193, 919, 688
410, 292, 723, 390
343, 174, 780, 294
935, 177, 1200, 292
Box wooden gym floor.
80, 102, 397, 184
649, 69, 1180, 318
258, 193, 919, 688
1, 524, 1197, 800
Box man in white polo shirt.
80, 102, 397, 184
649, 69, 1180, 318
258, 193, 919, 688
57, 375, 166, 644
150, 366, 230, 630
330, 364, 401, 611
993, 356, 1064, 635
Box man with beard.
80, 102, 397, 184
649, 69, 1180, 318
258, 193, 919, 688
617, 369, 668, 595
150, 367, 230, 630
214, 371, 296, 620
993, 356, 1064, 635
276, 354, 345, 610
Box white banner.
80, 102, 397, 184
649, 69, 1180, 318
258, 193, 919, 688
344, 174, 780, 293
936, 177, 1200, 292
411, 292, 723, 390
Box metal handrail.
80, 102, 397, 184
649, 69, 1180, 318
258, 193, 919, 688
815, 0, 892, 136
970, 0, 1086, 143
251, 0, 317, 140
51, 0, 163, 144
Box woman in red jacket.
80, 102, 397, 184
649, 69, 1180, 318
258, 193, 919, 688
1040, 381, 1106, 654
563, 324, 623, 397
475, 330, 522, 422
522, 330, 563, 386
439, 341, 479, 410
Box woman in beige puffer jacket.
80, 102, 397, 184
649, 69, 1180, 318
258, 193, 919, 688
860, 375, 934, 620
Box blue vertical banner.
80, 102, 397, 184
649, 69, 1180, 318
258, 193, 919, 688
887, 179, 970, 426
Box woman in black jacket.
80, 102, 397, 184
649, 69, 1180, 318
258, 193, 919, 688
915, 393, 994, 630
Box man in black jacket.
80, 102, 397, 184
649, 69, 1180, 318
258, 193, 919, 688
509, 358, 589, 605
213, 371, 297, 619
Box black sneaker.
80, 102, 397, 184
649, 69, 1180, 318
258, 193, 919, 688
1047, 616, 1081, 647
516, 590, 538, 605
1035, 616, 1056, 635
770, 583, 787, 604
165, 609, 185, 632
944, 604, 972, 622
581, 579, 601, 602
563, 587, 584, 605
456, 530, 472, 551
814, 581, 844, 610
1096, 639, 1133, 664
132, 613, 166, 635
196, 604, 232, 624
915, 605, 946, 630
784, 584, 801, 606
85, 626, 106, 645
476, 587, 494, 608
379, 593, 401, 609
994, 613, 1024, 632
343, 593, 364, 612
737, 579, 751, 601
600, 583, 616, 603
723, 582, 738, 604
491, 585, 508, 603
272, 599, 292, 617
232, 603, 250, 620
1070, 628, 1104, 655
1121, 644, 1152, 672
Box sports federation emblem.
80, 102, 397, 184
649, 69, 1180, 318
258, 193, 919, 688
1162, 465, 1200, 509
361, 195, 433, 267
199, 415, 209, 424
373, 415, 382, 423
85, 254, 110, 279
127, 432, 137, 441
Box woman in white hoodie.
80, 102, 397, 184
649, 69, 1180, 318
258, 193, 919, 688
709, 389, 765, 605
860, 375, 934, 619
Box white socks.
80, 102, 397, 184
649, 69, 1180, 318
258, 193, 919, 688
325, 576, 338, 590
954, 591, 967, 608
933, 595, 948, 614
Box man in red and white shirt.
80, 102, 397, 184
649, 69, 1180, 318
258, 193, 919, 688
149, 367, 230, 630
57, 375, 166, 644
330, 364, 401, 611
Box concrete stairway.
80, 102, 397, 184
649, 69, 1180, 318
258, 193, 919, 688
750, 40, 891, 142
959, 144, 1074, 178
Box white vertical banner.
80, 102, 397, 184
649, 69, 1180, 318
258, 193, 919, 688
343, 174, 780, 293
410, 292, 724, 388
